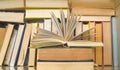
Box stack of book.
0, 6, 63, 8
31, 11, 103, 70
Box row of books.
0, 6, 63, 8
34, 18, 112, 65
0, 23, 31, 66
0, 18, 112, 67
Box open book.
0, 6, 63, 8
31, 11, 103, 48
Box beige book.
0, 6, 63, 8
52, 18, 57, 34
0, 24, 14, 65
44, 19, 52, 31
0, 12, 24, 23
31, 11, 103, 48
89, 22, 95, 41
39, 22, 44, 29
28, 67, 36, 70
28, 48, 36, 67
28, 23, 38, 67
26, 0, 68, 8
103, 22, 112, 65
37, 62, 94, 70
0, 0, 24, 10
0, 26, 6, 52
17, 24, 31, 66
3, 29, 17, 65
75, 22, 82, 36
9, 24, 25, 66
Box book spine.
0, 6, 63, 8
102, 21, 112, 65
9, 24, 25, 66
44, 19, 52, 32
17, 24, 31, 66
112, 17, 118, 67
0, 24, 14, 65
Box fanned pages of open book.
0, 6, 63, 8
31, 11, 103, 48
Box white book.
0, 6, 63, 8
44, 19, 52, 31
76, 22, 82, 36
9, 24, 25, 66
0, 24, 14, 65
26, 9, 67, 18
52, 18, 57, 34
0, 12, 24, 23
39, 22, 44, 29
17, 24, 31, 66
28, 23, 38, 67
4, 29, 18, 65
28, 48, 36, 67
0, 0, 24, 10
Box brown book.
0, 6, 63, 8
37, 48, 94, 61
95, 22, 103, 65
0, 25, 6, 51
103, 22, 112, 65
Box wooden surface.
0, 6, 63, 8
95, 22, 103, 65
37, 62, 94, 70
37, 48, 94, 60
103, 22, 112, 65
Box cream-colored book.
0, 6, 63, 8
0, 25, 6, 52
44, 19, 52, 31
28, 23, 38, 67
31, 11, 103, 48
4, 29, 17, 65
37, 62, 94, 70
9, 24, 25, 66
17, 24, 31, 66
0, 12, 24, 23
0, 24, 14, 65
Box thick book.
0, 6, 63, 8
103, 22, 112, 65
0, 24, 14, 65
3, 29, 18, 65
37, 62, 94, 70
0, 12, 24, 23
31, 11, 103, 48
37, 48, 94, 61
17, 24, 31, 66
28, 23, 38, 67
9, 24, 25, 66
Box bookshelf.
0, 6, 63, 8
0, 0, 117, 68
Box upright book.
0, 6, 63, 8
0, 24, 14, 65
4, 29, 18, 65
17, 24, 31, 66
9, 24, 25, 66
